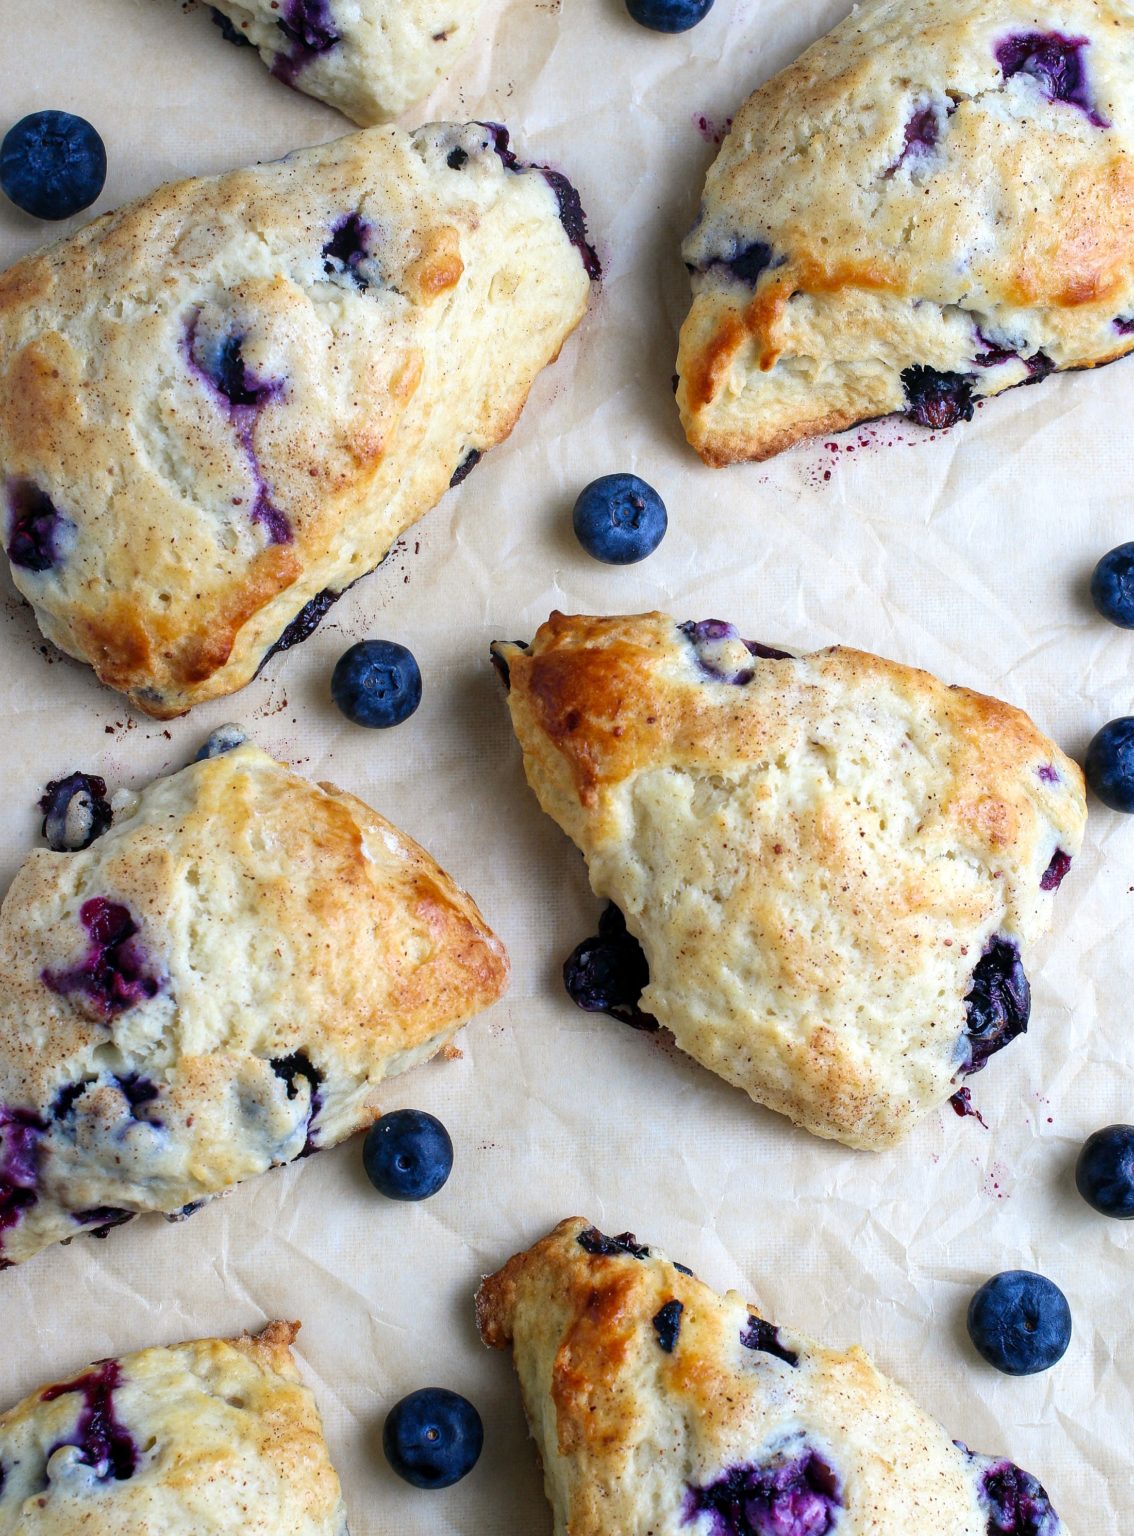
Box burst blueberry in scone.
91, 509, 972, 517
491, 613, 1086, 1150
675, 0, 1134, 464
477, 1218, 1068, 1536
207, 0, 485, 125
0, 740, 508, 1268
0, 123, 596, 717
0, 1322, 348, 1533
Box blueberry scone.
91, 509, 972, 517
477, 1217, 1068, 1535
0, 1321, 348, 1533
206, 0, 485, 125
676, 0, 1134, 464
0, 736, 508, 1268
0, 124, 596, 717
491, 613, 1086, 1150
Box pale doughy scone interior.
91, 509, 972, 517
677, 0, 1134, 464
478, 1217, 1069, 1536
493, 612, 1085, 1150
0, 740, 508, 1268
0, 1321, 349, 1534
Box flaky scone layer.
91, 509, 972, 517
210, 0, 485, 125
0, 123, 594, 715
493, 612, 1085, 1149
0, 1322, 348, 1534
677, 0, 1134, 464
477, 1218, 1068, 1536
0, 743, 508, 1267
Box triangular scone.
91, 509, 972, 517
676, 0, 1134, 464
208, 0, 485, 125
0, 741, 508, 1267
477, 1218, 1068, 1536
0, 124, 596, 717
0, 1322, 348, 1533
491, 613, 1086, 1150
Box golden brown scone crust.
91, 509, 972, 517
0, 1322, 348, 1533
0, 123, 593, 715
210, 0, 486, 125
476, 1217, 1068, 1536
0, 742, 508, 1267
676, 0, 1134, 464
493, 613, 1085, 1149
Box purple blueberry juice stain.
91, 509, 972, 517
949, 1086, 988, 1128
270, 1052, 323, 1155
1040, 850, 1071, 891
185, 316, 291, 545
42, 898, 162, 1020
0, 1108, 45, 1262
42, 1360, 137, 1482
653, 1300, 683, 1353
272, 0, 342, 81
887, 104, 942, 173
680, 620, 792, 684
996, 32, 1107, 127
1114, 316, 1134, 336
959, 937, 1030, 1075
577, 1227, 650, 1260
6, 482, 72, 573
901, 366, 976, 430
1036, 764, 1061, 785
740, 1316, 799, 1367
563, 905, 657, 1030
322, 212, 372, 290
684, 1448, 841, 1536
481, 123, 601, 280
450, 448, 482, 488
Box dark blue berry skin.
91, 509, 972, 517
1, 112, 106, 220
363, 1109, 453, 1201
1084, 717, 1134, 812
625, 0, 714, 33
572, 475, 667, 565
382, 1388, 483, 1489
331, 640, 422, 728
1090, 543, 1134, 628
967, 1271, 1072, 1376
1076, 1125, 1134, 1218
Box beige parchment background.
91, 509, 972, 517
0, 0, 1131, 1529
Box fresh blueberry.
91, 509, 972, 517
331, 640, 422, 728
625, 0, 714, 33
363, 1109, 453, 1201
194, 724, 247, 761
1075, 1124, 1134, 1218
572, 474, 667, 565
1090, 543, 1134, 628
39, 773, 112, 852
382, 1388, 483, 1489
0, 112, 107, 220
967, 1271, 1072, 1376
1084, 717, 1134, 812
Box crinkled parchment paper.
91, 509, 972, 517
0, 0, 1132, 1529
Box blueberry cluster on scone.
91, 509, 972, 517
207, 0, 486, 124
0, 123, 596, 715
676, 0, 1134, 463
492, 613, 1086, 1150
0, 1323, 348, 1533
0, 741, 508, 1268
477, 1218, 1067, 1535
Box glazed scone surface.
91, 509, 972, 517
0, 741, 508, 1267
493, 612, 1086, 1149
0, 1322, 348, 1534
0, 123, 595, 715
209, 0, 486, 125
676, 0, 1134, 463
477, 1217, 1068, 1536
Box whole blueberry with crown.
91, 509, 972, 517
572, 474, 667, 564
1084, 717, 1134, 812
625, 0, 714, 31
1090, 542, 1134, 627
1076, 1124, 1134, 1218
331, 640, 422, 728
1, 111, 106, 219
363, 1109, 453, 1200
967, 1271, 1071, 1376
383, 1387, 483, 1488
